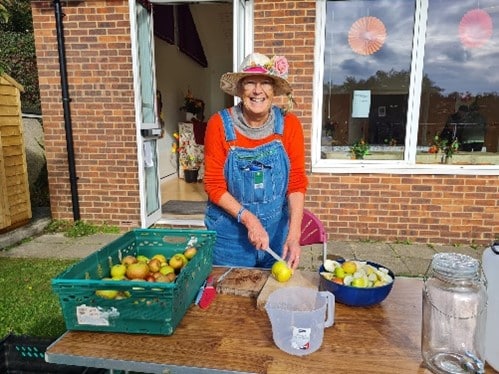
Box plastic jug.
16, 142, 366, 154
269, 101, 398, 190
483, 241, 499, 371
265, 286, 334, 356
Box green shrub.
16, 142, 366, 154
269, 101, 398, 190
0, 31, 40, 114
0, 0, 40, 114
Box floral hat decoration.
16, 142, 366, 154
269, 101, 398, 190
220, 53, 292, 97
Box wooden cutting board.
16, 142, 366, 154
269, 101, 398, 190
256, 270, 320, 310
216, 268, 270, 298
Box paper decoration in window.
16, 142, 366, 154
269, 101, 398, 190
348, 16, 387, 56
459, 9, 493, 49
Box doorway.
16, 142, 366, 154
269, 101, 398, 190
149, 1, 251, 225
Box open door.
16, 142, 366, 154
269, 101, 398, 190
133, 0, 253, 227
234, 0, 253, 71
131, 0, 163, 227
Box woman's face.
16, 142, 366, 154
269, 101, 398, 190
239, 76, 275, 122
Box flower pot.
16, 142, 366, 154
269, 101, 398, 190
184, 168, 199, 183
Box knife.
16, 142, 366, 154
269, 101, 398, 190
265, 247, 284, 262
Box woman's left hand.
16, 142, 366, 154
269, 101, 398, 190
282, 240, 301, 270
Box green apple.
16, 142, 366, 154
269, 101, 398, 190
334, 266, 346, 279
351, 277, 367, 288
136, 255, 149, 263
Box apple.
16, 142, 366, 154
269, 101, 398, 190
159, 265, 175, 276
178, 253, 188, 267
115, 291, 131, 299
145, 274, 156, 282
169, 254, 185, 271
332, 277, 344, 285
351, 277, 367, 288
95, 289, 119, 299
184, 246, 197, 260
342, 261, 357, 275
136, 255, 149, 263
334, 266, 346, 279
271, 260, 293, 283
155, 274, 174, 283
148, 258, 162, 273
152, 254, 167, 265
110, 264, 127, 279
122, 255, 138, 266
126, 262, 149, 280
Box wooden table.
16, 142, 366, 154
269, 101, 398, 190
45, 277, 495, 373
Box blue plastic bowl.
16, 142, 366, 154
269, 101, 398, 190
319, 260, 395, 307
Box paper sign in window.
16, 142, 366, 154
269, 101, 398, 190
352, 90, 371, 118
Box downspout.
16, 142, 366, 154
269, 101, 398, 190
53, 0, 80, 221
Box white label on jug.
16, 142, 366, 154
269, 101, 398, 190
291, 327, 311, 350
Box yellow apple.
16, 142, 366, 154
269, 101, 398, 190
159, 265, 175, 275
95, 289, 119, 299
169, 254, 185, 271
110, 264, 127, 279
177, 253, 188, 267
184, 246, 197, 260
271, 260, 293, 283
152, 254, 167, 265
342, 261, 357, 274
136, 255, 149, 263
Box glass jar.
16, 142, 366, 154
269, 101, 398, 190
422, 252, 487, 374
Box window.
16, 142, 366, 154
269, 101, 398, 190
314, 0, 499, 174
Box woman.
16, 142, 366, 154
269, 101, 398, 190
204, 53, 308, 270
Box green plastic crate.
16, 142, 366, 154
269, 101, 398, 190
52, 228, 215, 336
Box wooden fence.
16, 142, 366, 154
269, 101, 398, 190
0, 74, 31, 231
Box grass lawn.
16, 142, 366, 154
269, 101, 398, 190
0, 258, 77, 338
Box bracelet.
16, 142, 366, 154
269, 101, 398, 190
237, 207, 247, 223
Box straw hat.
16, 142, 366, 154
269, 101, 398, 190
220, 53, 292, 97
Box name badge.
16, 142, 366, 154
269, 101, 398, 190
254, 171, 264, 189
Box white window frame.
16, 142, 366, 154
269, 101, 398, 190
311, 0, 499, 176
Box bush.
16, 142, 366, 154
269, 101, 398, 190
0, 31, 40, 114
0, 0, 40, 114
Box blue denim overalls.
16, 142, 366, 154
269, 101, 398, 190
205, 106, 290, 268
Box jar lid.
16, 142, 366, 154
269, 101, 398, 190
431, 252, 479, 279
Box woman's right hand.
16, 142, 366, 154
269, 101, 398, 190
240, 210, 269, 250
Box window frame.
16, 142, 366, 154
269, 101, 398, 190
311, 0, 499, 176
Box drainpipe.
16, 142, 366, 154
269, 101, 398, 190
53, 0, 80, 221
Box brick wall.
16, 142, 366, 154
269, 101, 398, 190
31, 0, 140, 228
29, 0, 498, 244
254, 0, 498, 245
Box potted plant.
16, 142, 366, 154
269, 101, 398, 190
180, 154, 201, 183
429, 135, 459, 164
172, 129, 202, 182
179, 89, 205, 121
350, 138, 370, 160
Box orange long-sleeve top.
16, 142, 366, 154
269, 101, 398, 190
203, 108, 308, 203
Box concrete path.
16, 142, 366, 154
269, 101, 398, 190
0, 208, 486, 277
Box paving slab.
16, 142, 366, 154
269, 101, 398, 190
0, 210, 491, 280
